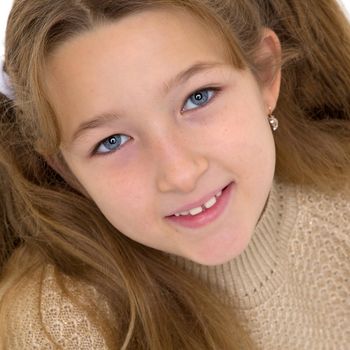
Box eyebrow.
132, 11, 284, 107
71, 112, 121, 145
70, 61, 226, 144
162, 61, 226, 94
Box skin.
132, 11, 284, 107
45, 9, 281, 266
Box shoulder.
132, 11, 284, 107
0, 264, 111, 350
289, 181, 350, 271
296, 182, 350, 234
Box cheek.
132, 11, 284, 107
206, 106, 274, 167
75, 163, 156, 233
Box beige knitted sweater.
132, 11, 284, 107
0, 180, 349, 349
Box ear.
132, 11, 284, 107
255, 28, 282, 113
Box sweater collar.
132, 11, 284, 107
167, 180, 298, 309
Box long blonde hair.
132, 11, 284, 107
0, 0, 349, 348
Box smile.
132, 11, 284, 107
165, 182, 234, 229
174, 190, 223, 216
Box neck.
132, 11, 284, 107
166, 180, 298, 308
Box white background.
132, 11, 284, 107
1, 0, 350, 58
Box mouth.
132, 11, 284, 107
165, 182, 234, 229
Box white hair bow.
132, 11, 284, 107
0, 59, 14, 100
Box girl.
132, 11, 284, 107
0, 0, 349, 349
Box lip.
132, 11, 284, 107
168, 183, 231, 216
165, 182, 234, 229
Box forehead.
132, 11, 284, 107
46, 7, 231, 76
45, 8, 232, 139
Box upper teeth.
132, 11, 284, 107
174, 190, 223, 217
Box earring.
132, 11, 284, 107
268, 107, 279, 131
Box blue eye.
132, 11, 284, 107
182, 88, 217, 112
94, 134, 130, 155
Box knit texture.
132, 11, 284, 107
171, 181, 350, 349
0, 180, 349, 349
1, 266, 111, 349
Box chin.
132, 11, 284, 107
185, 230, 253, 267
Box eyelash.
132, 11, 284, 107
92, 86, 221, 156
92, 134, 130, 156
181, 86, 221, 113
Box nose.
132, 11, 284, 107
154, 133, 209, 193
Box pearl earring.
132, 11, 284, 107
268, 107, 279, 131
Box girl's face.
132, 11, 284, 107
46, 9, 281, 265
